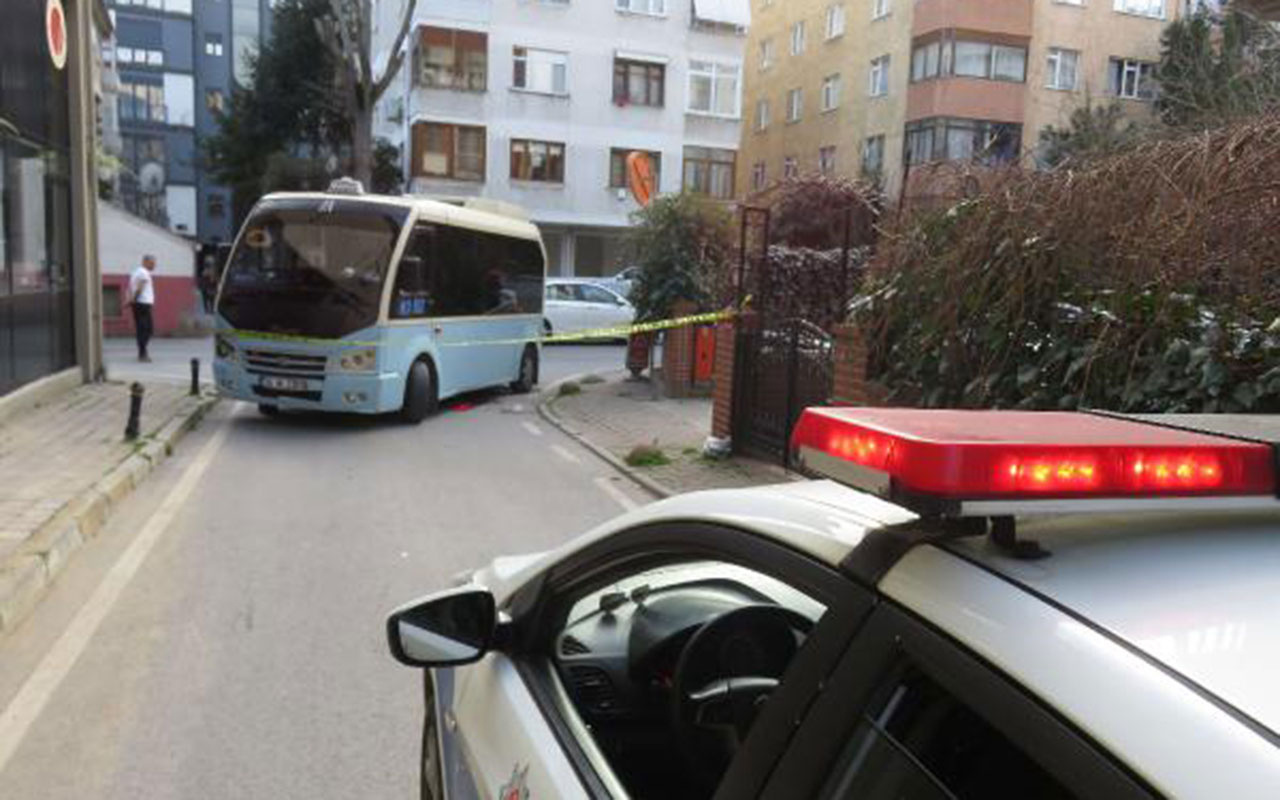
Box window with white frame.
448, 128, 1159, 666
1113, 0, 1164, 18
513, 47, 568, 95
818, 145, 836, 175
755, 98, 771, 131
821, 74, 842, 111
791, 21, 806, 55
1056, 0, 1084, 5
783, 156, 798, 178
751, 161, 767, 191
1109, 57, 1156, 99
873, 0, 890, 19
760, 38, 775, 71
953, 41, 1027, 82
786, 87, 802, 122
687, 60, 741, 117
617, 0, 667, 16
1046, 48, 1080, 91
869, 55, 890, 96
862, 135, 885, 176
910, 40, 940, 81
825, 5, 846, 39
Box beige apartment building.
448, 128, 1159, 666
739, 0, 1196, 202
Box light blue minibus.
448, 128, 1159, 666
212, 183, 545, 422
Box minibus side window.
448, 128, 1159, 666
391, 228, 435, 319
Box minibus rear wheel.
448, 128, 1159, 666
401, 359, 438, 424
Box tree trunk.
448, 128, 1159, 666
352, 109, 373, 188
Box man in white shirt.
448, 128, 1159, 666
128, 255, 157, 362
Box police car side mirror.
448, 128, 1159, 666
386, 587, 497, 667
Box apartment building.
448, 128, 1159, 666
105, 0, 268, 243
373, 0, 750, 278
739, 0, 1194, 201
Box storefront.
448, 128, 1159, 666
0, 0, 104, 397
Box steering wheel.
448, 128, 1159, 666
670, 604, 814, 788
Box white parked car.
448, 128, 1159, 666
543, 278, 635, 341
387, 408, 1280, 800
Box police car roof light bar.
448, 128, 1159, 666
790, 408, 1278, 516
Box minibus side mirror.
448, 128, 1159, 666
386, 587, 497, 667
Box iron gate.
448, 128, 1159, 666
733, 318, 834, 467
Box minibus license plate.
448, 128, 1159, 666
262, 376, 307, 391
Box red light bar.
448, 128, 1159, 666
791, 408, 1277, 504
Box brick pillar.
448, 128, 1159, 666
662, 301, 697, 398
832, 323, 870, 405
711, 310, 749, 440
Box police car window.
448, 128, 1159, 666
554, 560, 827, 800
547, 283, 574, 302
579, 284, 618, 305
820, 660, 1077, 800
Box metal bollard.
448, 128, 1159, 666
190, 358, 200, 396
125, 382, 145, 440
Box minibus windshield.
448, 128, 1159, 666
218, 200, 408, 338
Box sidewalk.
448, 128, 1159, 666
541, 371, 795, 496
0, 380, 216, 634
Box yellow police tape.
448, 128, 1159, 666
224, 303, 744, 350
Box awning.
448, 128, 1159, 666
615, 50, 670, 65
692, 0, 751, 28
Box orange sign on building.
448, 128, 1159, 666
626, 151, 656, 207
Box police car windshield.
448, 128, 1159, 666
218, 200, 408, 339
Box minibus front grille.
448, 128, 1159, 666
244, 349, 328, 376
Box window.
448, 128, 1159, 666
1109, 57, 1156, 99
873, 0, 890, 18
204, 34, 223, 57
825, 5, 845, 39
616, 0, 666, 15
751, 161, 766, 191
869, 55, 890, 96
904, 117, 1023, 165
786, 87, 803, 122
392, 226, 544, 319
207, 193, 226, 218
911, 41, 940, 82
205, 89, 225, 113
682, 146, 735, 198
791, 21, 806, 56
145, 50, 164, 66
755, 98, 770, 131
513, 47, 568, 95
821, 74, 842, 112
609, 148, 661, 189
954, 41, 1027, 82
1046, 48, 1080, 91
411, 122, 487, 181
818, 146, 836, 175
862, 135, 885, 177
687, 60, 741, 117
416, 28, 488, 91
759, 38, 775, 71
118, 81, 166, 123
820, 661, 1076, 799
613, 59, 664, 107
510, 139, 565, 182
1113, 0, 1164, 18
783, 156, 798, 178
120, 47, 164, 66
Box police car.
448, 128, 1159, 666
387, 409, 1280, 799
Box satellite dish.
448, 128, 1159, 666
139, 161, 166, 195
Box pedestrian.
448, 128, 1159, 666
199, 261, 216, 313
129, 254, 157, 362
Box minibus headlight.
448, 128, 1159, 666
215, 334, 237, 362
337, 348, 377, 372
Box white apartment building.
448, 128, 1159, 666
373, 0, 750, 277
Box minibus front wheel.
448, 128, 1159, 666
401, 358, 438, 424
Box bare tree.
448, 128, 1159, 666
316, 0, 418, 187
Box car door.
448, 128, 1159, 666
761, 602, 1157, 800
502, 521, 876, 800
545, 282, 583, 334
576, 283, 632, 334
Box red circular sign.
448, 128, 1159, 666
47, 0, 68, 71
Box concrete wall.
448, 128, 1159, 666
98, 201, 198, 337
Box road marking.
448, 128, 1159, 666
521, 421, 543, 437
594, 477, 639, 511
549, 444, 581, 465
0, 404, 239, 775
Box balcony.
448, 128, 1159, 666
907, 76, 1025, 124
912, 0, 1032, 38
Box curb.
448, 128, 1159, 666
536, 372, 674, 500
0, 392, 220, 635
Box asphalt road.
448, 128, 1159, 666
0, 344, 641, 799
